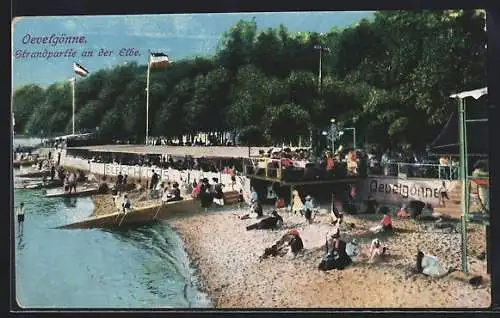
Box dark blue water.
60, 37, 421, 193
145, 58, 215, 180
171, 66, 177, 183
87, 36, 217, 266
14, 187, 212, 308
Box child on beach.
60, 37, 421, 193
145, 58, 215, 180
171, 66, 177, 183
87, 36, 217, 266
439, 181, 449, 207
304, 195, 315, 224
367, 238, 387, 263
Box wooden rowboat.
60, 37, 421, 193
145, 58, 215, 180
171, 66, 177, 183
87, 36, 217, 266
16, 170, 50, 178
57, 198, 200, 229
45, 187, 99, 198
13, 160, 38, 168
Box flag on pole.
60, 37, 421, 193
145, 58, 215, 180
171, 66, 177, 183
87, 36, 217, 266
149, 52, 170, 69
73, 62, 90, 77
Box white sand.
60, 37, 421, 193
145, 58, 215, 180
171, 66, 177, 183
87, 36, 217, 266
170, 206, 490, 308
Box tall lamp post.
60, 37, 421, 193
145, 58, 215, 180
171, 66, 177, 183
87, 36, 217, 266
449, 87, 488, 274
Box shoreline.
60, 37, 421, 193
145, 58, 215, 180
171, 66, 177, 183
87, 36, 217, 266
170, 206, 490, 308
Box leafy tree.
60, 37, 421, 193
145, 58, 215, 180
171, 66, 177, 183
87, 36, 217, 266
12, 84, 45, 134
13, 11, 486, 151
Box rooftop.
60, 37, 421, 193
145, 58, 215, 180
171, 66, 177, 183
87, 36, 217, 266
68, 145, 263, 159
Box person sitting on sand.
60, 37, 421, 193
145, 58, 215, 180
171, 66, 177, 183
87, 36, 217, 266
415, 251, 448, 278
260, 229, 304, 261
318, 231, 352, 271
345, 239, 360, 257
367, 238, 387, 263
162, 182, 182, 203
408, 200, 426, 219
370, 213, 393, 233
397, 204, 411, 218
237, 201, 263, 220
246, 210, 283, 230
122, 194, 131, 213
291, 190, 304, 215
304, 195, 315, 224
199, 178, 214, 211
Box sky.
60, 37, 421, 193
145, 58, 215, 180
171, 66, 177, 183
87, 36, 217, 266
12, 11, 373, 89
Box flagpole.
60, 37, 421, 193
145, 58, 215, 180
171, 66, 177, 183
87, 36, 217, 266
146, 52, 151, 145
72, 76, 76, 135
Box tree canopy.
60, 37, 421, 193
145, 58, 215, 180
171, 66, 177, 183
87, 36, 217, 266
13, 10, 486, 149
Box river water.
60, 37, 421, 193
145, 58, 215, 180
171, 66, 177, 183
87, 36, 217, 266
13, 182, 212, 308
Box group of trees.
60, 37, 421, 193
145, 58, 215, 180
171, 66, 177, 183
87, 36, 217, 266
13, 10, 487, 150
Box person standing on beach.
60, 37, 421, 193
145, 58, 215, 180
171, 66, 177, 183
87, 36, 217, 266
122, 194, 131, 213
116, 172, 124, 194
250, 187, 258, 204
57, 148, 62, 166
150, 170, 160, 190
67, 172, 76, 194
17, 202, 25, 232
439, 181, 449, 207
123, 175, 128, 190
50, 165, 56, 181
212, 178, 225, 206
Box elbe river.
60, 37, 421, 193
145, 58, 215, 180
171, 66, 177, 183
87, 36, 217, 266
13, 179, 212, 308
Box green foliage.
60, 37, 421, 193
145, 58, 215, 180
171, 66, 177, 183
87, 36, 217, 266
12, 10, 486, 149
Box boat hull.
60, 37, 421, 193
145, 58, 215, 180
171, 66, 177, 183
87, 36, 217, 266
45, 188, 99, 198
17, 170, 50, 178
13, 160, 37, 168
57, 198, 201, 229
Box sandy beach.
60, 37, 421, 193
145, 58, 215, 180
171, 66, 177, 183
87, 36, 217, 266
169, 206, 490, 308
87, 176, 490, 309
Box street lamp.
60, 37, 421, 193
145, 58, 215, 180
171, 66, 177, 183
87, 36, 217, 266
322, 118, 342, 153
313, 45, 331, 94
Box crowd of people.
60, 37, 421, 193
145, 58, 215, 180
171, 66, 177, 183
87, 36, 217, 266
231, 185, 454, 279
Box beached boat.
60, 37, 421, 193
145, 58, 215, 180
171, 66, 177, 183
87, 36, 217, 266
17, 180, 62, 190
57, 198, 201, 229
13, 160, 38, 168
16, 169, 51, 178
45, 187, 99, 198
